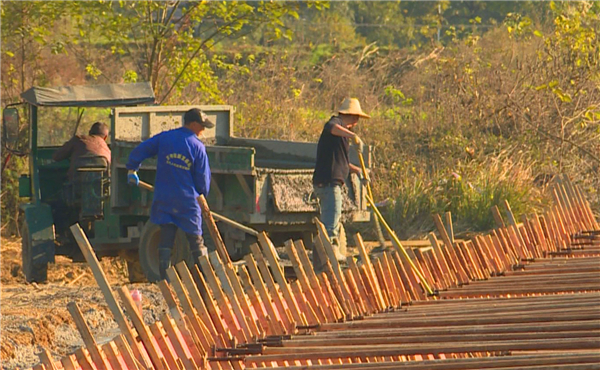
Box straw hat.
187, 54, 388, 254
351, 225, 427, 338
338, 98, 371, 119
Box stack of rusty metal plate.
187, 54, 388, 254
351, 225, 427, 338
33, 175, 599, 370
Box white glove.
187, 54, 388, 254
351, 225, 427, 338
353, 135, 365, 153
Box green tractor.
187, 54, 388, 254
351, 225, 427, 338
4, 83, 372, 283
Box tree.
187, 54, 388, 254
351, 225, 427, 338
66, 1, 313, 104
1, 1, 67, 102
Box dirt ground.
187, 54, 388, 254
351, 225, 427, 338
0, 237, 167, 370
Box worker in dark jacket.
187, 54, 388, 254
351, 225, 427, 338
126, 108, 213, 281
52, 122, 111, 178
313, 98, 370, 261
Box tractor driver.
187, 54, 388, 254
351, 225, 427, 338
52, 122, 111, 179
126, 108, 213, 281
313, 98, 370, 262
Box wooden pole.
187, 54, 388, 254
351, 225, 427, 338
66, 302, 109, 370
70, 223, 151, 369
198, 194, 232, 266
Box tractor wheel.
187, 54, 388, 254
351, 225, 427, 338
21, 222, 48, 283
138, 221, 191, 282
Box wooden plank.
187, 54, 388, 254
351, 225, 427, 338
66, 302, 109, 370
285, 240, 327, 323
74, 348, 95, 370
236, 264, 275, 334
415, 248, 441, 288
474, 235, 500, 274
314, 232, 354, 318
314, 221, 359, 318
502, 199, 517, 226
157, 280, 207, 362
491, 205, 506, 228
149, 322, 180, 370
347, 257, 376, 313
459, 241, 484, 280
317, 273, 345, 320
160, 315, 201, 370
572, 179, 599, 229
431, 215, 469, 283
223, 259, 264, 337
521, 216, 543, 258
427, 232, 456, 287
423, 248, 449, 289
258, 233, 307, 326
39, 348, 58, 370
377, 253, 400, 307
243, 254, 293, 334
391, 252, 425, 301
292, 240, 341, 321
565, 177, 593, 229
496, 228, 521, 263
114, 335, 144, 370
189, 264, 231, 345
354, 233, 386, 310
166, 266, 215, 350
60, 354, 78, 370
117, 286, 166, 370
249, 244, 298, 331
372, 258, 392, 308
342, 266, 367, 315
198, 255, 247, 342
290, 279, 319, 325
173, 261, 223, 346
407, 248, 436, 290
444, 211, 454, 244
532, 214, 550, 254
102, 341, 125, 370
198, 194, 232, 266
69, 224, 150, 369
382, 252, 411, 304
489, 231, 514, 268
559, 176, 584, 228
508, 223, 532, 260
556, 183, 578, 233
382, 252, 410, 307
208, 252, 258, 340
467, 239, 491, 278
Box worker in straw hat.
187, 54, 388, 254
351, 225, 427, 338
313, 97, 370, 262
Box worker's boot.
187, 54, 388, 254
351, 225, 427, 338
331, 237, 347, 265
158, 248, 172, 281
188, 232, 208, 269
191, 247, 207, 266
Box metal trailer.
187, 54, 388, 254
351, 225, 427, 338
3, 83, 371, 283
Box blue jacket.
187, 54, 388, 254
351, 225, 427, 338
126, 127, 211, 235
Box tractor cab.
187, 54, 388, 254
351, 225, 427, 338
3, 83, 155, 282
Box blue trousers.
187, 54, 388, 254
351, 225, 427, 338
313, 184, 342, 245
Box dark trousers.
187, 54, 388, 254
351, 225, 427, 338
158, 223, 206, 280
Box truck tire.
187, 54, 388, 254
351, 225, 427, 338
21, 223, 48, 283
138, 221, 191, 282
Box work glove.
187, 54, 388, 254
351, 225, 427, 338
127, 170, 139, 186
361, 174, 371, 187
352, 135, 365, 153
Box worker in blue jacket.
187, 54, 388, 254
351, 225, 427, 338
126, 108, 213, 281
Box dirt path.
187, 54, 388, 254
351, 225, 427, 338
1, 237, 167, 370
